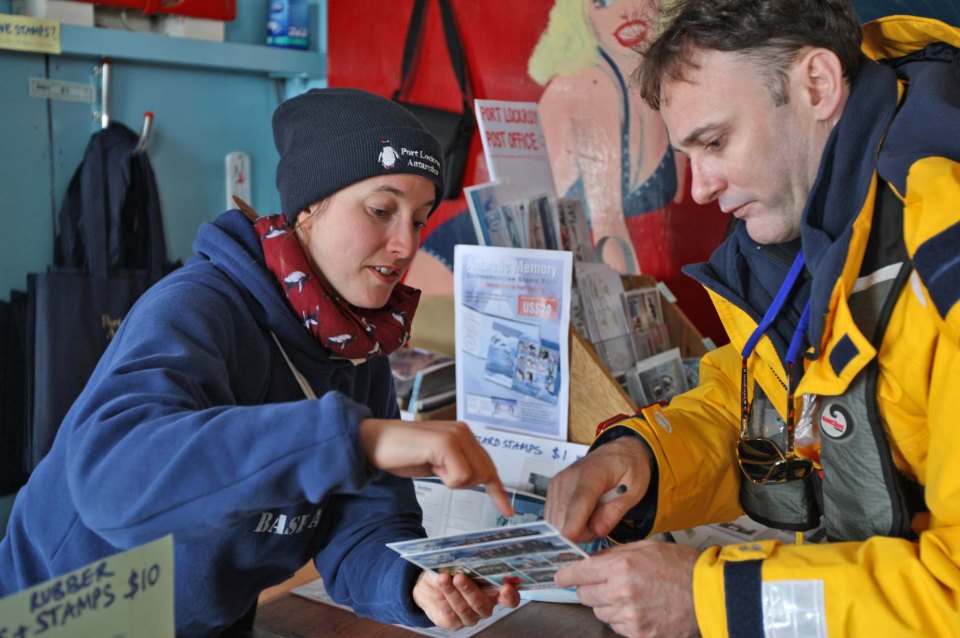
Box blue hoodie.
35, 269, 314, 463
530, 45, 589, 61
0, 210, 431, 635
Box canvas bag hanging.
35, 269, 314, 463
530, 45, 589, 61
0, 290, 28, 493
25, 122, 172, 471
392, 0, 474, 200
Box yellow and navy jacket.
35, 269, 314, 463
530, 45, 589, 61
597, 17, 960, 637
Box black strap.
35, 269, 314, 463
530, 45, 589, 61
393, 0, 429, 98
392, 0, 472, 112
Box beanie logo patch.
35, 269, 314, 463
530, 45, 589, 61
378, 141, 400, 169
402, 147, 441, 177
377, 139, 441, 182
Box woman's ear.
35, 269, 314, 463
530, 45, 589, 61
294, 207, 315, 231
295, 199, 329, 230
797, 47, 846, 124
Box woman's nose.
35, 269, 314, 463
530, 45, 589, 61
388, 223, 418, 258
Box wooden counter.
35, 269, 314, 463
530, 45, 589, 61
252, 592, 617, 638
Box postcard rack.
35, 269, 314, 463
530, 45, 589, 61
567, 274, 709, 444
408, 275, 709, 446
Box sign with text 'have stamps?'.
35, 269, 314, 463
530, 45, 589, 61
0, 535, 174, 638
0, 14, 61, 54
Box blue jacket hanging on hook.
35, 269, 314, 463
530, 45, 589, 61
24, 120, 173, 472
55, 120, 168, 277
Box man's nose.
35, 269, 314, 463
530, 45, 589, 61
690, 159, 724, 205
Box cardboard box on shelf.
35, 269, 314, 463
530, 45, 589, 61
93, 6, 152, 31
12, 0, 95, 26
70, 0, 236, 20
154, 14, 224, 41
86, 5, 225, 40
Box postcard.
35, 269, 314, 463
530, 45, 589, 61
623, 286, 664, 332
389, 521, 587, 591
634, 347, 688, 404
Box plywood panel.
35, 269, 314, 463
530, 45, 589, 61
568, 327, 634, 444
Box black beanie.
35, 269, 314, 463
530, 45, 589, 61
273, 88, 445, 224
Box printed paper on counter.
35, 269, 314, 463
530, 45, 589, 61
454, 245, 573, 441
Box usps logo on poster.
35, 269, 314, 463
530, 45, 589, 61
518, 295, 557, 320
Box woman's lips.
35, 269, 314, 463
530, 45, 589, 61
369, 265, 401, 283
614, 20, 648, 48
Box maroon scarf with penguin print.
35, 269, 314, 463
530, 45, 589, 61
254, 214, 420, 360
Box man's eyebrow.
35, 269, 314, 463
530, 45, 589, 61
676, 123, 724, 149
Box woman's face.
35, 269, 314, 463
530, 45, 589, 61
295, 174, 436, 309
587, 0, 652, 53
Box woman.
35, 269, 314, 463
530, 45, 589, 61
0, 88, 518, 635
529, 0, 686, 273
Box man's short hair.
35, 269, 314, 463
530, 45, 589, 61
636, 0, 864, 109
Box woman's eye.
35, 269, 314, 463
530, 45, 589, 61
369, 207, 390, 218
413, 219, 427, 231
706, 137, 724, 151
592, 0, 613, 8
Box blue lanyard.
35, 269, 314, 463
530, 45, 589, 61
740, 249, 810, 366
739, 250, 811, 454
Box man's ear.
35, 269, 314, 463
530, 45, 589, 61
796, 47, 846, 124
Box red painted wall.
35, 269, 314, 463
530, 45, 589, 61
328, 0, 729, 345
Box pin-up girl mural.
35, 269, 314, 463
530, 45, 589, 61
529, 0, 685, 273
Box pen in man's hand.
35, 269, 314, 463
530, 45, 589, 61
597, 483, 627, 505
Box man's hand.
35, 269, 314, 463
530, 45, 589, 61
545, 435, 653, 543
555, 541, 700, 638
358, 419, 513, 517
412, 570, 520, 629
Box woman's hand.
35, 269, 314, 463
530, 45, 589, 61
358, 419, 513, 517
412, 570, 520, 629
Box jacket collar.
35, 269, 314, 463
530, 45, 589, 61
800, 59, 899, 356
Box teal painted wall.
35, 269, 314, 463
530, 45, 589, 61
0, 1, 327, 301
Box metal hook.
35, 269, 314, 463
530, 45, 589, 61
134, 111, 153, 155
99, 58, 111, 129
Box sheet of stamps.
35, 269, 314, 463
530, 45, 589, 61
388, 521, 588, 591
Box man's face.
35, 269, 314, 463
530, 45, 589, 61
660, 48, 825, 244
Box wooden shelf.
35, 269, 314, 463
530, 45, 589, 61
58, 23, 325, 78
409, 280, 708, 447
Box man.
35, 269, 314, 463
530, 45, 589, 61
544, 1, 960, 636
